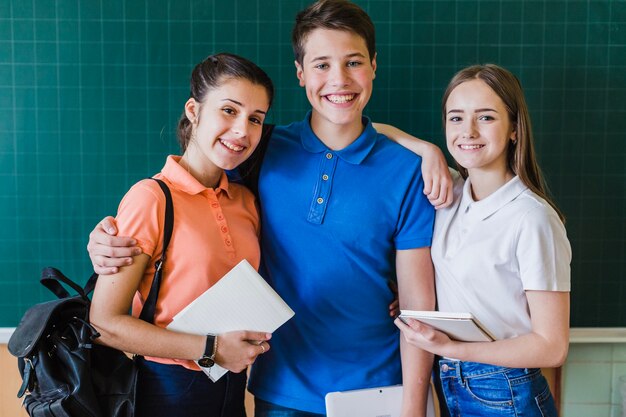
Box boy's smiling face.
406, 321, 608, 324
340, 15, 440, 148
295, 28, 376, 145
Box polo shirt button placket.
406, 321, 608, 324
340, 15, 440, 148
209, 195, 236, 255
307, 151, 337, 224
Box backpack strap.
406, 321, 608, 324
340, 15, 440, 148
137, 178, 173, 324
41, 267, 87, 300
81, 178, 173, 324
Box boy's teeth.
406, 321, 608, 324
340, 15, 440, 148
460, 144, 483, 150
327, 94, 355, 103
220, 140, 244, 151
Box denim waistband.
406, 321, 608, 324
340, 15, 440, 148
438, 359, 540, 381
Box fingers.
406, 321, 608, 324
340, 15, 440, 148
90, 243, 141, 260
89, 230, 138, 248
257, 341, 270, 355
94, 265, 121, 275
388, 299, 400, 317
100, 216, 118, 235
243, 331, 272, 343
425, 175, 453, 209
87, 217, 141, 276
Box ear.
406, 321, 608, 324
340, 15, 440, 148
184, 98, 198, 124
510, 126, 517, 142
295, 60, 305, 87
371, 52, 377, 79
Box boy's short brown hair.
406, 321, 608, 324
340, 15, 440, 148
292, 0, 376, 65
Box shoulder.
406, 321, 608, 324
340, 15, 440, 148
228, 181, 257, 205
515, 190, 563, 227
512, 190, 569, 250
120, 178, 167, 208
273, 121, 303, 139
371, 133, 423, 169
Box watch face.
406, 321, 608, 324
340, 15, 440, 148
198, 357, 215, 368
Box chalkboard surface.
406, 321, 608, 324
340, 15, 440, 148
1, 1, 624, 327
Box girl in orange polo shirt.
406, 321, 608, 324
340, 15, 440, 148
89, 53, 274, 417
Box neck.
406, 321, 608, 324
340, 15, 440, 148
467, 167, 515, 201
309, 112, 365, 150
179, 151, 222, 189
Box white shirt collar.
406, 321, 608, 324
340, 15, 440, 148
460, 176, 528, 221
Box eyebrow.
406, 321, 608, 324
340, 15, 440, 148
222, 98, 267, 115
447, 108, 498, 114
310, 52, 367, 62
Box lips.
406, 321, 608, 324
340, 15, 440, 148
325, 93, 356, 104
219, 139, 246, 152
459, 144, 484, 150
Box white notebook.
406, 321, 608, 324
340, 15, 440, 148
398, 310, 496, 342
167, 260, 294, 381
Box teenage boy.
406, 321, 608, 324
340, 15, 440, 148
87, 1, 443, 416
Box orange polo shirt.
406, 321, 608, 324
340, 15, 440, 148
115, 155, 260, 369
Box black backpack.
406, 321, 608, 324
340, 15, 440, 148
8, 178, 173, 417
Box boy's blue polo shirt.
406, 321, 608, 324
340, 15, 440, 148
248, 113, 435, 414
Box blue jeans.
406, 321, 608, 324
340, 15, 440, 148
135, 357, 247, 417
254, 398, 326, 417
437, 359, 558, 417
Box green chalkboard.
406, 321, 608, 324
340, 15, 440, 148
1, 0, 624, 327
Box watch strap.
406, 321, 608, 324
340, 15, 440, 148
205, 334, 217, 360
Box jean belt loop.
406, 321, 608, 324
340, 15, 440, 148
456, 360, 465, 385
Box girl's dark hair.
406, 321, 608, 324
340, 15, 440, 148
177, 53, 274, 152
442, 64, 565, 223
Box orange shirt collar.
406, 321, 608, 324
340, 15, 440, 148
161, 155, 232, 198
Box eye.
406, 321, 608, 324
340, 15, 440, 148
249, 116, 263, 125
347, 60, 362, 67
314, 63, 329, 70
448, 116, 462, 123
478, 115, 495, 121
222, 107, 236, 115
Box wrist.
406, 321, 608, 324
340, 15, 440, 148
197, 334, 218, 368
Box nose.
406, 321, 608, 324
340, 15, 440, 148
231, 116, 248, 138
329, 65, 349, 87
462, 119, 477, 139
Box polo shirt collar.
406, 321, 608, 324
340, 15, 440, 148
300, 111, 377, 165
161, 155, 232, 198
460, 176, 527, 220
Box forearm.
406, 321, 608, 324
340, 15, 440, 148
396, 248, 436, 417
442, 329, 569, 368
400, 338, 433, 417
94, 314, 205, 360
90, 253, 206, 361
373, 123, 434, 156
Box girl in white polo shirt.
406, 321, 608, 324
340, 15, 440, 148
395, 64, 571, 417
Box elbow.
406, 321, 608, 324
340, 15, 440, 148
542, 341, 569, 368
89, 310, 123, 347
551, 344, 569, 367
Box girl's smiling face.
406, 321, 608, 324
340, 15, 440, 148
184, 77, 270, 177
445, 79, 516, 177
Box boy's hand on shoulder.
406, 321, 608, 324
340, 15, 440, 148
87, 216, 141, 275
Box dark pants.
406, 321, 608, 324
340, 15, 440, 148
254, 398, 326, 417
135, 357, 247, 417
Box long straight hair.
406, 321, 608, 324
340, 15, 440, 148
442, 64, 565, 222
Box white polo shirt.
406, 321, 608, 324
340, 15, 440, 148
431, 172, 571, 341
